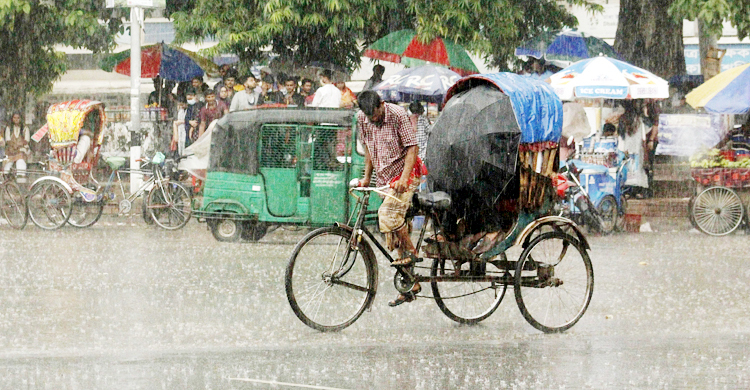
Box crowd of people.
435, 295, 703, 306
158, 65, 363, 156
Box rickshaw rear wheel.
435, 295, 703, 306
431, 257, 508, 324
1, 181, 27, 229
28, 179, 72, 230
208, 218, 242, 242
241, 221, 267, 242
514, 231, 593, 333
286, 226, 377, 332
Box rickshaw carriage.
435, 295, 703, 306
285, 73, 595, 334
194, 108, 379, 242
27, 100, 107, 229
35, 100, 107, 183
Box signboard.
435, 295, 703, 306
106, 0, 165, 8
656, 114, 730, 156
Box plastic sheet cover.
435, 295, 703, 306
444, 72, 563, 144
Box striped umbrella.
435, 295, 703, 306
99, 43, 219, 82
363, 29, 479, 76
686, 63, 750, 114
548, 56, 669, 100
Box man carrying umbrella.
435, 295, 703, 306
357, 90, 422, 307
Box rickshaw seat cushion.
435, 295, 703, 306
105, 156, 127, 170
416, 191, 452, 211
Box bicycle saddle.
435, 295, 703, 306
416, 191, 452, 211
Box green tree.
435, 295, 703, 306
412, 0, 601, 69
615, 0, 685, 79
669, 0, 750, 79
171, 0, 600, 73
0, 1, 125, 112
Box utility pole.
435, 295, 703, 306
129, 6, 143, 194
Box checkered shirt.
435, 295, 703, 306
357, 103, 417, 187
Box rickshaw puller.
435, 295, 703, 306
357, 91, 422, 307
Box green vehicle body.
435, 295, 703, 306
195, 108, 380, 241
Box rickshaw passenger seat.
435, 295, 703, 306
416, 191, 452, 212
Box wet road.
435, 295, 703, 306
1, 216, 749, 389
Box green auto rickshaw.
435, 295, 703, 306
193, 108, 380, 242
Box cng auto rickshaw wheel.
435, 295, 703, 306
208, 218, 242, 242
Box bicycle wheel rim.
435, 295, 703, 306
148, 182, 192, 230
1, 182, 27, 229
286, 227, 375, 332
431, 258, 507, 324
28, 180, 72, 230
515, 231, 593, 333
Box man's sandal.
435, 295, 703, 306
391, 252, 420, 267
388, 284, 422, 307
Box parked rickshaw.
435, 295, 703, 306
28, 100, 193, 230
193, 108, 379, 241
285, 73, 594, 333
27, 100, 107, 229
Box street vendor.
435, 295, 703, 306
1, 112, 30, 180
357, 90, 422, 307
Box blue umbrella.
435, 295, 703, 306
515, 30, 620, 68
373, 64, 461, 103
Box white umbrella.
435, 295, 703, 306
547, 56, 669, 101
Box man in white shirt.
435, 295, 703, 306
230, 75, 261, 112
310, 69, 342, 108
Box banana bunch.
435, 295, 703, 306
690, 148, 724, 168
724, 159, 750, 168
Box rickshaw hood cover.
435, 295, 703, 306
209, 108, 355, 175
35, 100, 107, 148
426, 73, 562, 232
443, 72, 562, 144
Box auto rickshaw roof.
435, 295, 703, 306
218, 107, 355, 128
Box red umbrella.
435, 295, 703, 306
364, 29, 479, 76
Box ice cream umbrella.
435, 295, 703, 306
547, 56, 669, 100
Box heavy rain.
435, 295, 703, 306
2, 0, 750, 389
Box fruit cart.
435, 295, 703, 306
689, 146, 750, 236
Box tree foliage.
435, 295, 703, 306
171, 0, 601, 73
0, 0, 125, 112
669, 0, 750, 39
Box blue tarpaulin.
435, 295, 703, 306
445, 72, 563, 144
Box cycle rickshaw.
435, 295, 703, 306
28, 100, 192, 230
27, 100, 107, 229
285, 73, 594, 333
